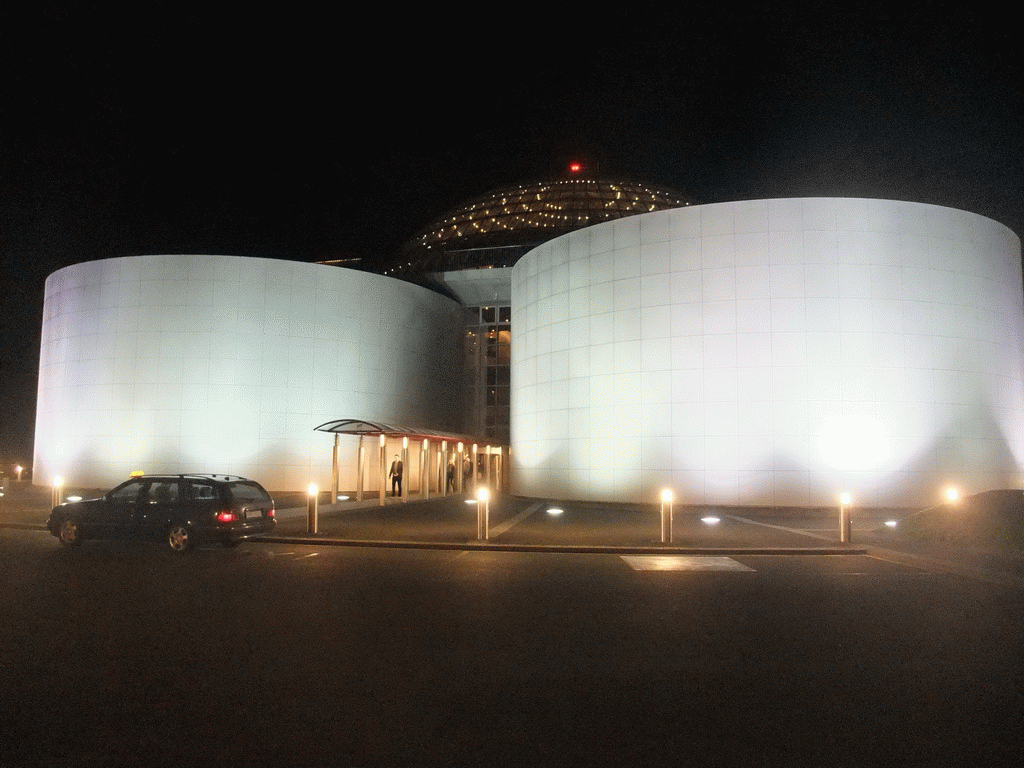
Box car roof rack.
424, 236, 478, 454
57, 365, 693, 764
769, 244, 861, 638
124, 473, 252, 482
177, 474, 250, 482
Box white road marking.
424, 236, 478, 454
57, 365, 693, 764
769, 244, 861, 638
724, 515, 839, 542
489, 502, 543, 537
622, 556, 755, 572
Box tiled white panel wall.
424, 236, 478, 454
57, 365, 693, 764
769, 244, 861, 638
511, 199, 1024, 507
35, 255, 464, 490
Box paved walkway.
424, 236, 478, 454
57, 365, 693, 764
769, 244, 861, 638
270, 493, 1024, 586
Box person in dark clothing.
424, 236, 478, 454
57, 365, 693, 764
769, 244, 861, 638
389, 455, 403, 497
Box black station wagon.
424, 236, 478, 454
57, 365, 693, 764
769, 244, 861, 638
46, 474, 276, 552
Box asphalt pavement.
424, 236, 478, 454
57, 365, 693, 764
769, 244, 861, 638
4, 482, 1024, 767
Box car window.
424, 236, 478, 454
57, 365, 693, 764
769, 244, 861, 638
188, 482, 219, 501
109, 480, 150, 503
151, 481, 180, 503
227, 482, 271, 505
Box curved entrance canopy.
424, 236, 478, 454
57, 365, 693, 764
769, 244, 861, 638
314, 419, 477, 443
314, 419, 505, 505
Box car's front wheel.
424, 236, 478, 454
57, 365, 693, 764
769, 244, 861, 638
58, 519, 82, 547
167, 524, 192, 553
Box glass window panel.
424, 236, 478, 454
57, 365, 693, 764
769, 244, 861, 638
109, 480, 149, 503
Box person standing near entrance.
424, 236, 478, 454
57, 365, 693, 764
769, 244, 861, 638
446, 461, 456, 492
389, 454, 403, 497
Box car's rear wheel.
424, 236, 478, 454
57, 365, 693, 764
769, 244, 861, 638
167, 524, 192, 553
58, 519, 82, 547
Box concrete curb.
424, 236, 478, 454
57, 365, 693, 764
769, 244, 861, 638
6, 522, 866, 555
255, 535, 868, 556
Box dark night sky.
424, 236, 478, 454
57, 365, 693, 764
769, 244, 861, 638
2, 2, 1021, 466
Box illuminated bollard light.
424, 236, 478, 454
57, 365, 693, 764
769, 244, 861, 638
307, 484, 319, 534
661, 488, 674, 544
52, 476, 64, 509
839, 492, 852, 543
476, 487, 490, 540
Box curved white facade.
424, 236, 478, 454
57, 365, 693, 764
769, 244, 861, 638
34, 255, 464, 490
510, 199, 1024, 507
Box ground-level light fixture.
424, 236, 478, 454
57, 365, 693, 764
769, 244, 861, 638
945, 486, 960, 504
476, 486, 490, 540
885, 520, 899, 528
547, 507, 564, 515
15, 465, 23, 482
307, 484, 318, 534
701, 516, 721, 525
839, 491, 852, 543
52, 476, 64, 508
660, 488, 674, 543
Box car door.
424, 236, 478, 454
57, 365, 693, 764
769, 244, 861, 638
101, 479, 151, 539
185, 480, 220, 533
132, 480, 182, 540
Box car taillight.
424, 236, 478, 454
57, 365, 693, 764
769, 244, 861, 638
217, 510, 238, 523
268, 508, 275, 518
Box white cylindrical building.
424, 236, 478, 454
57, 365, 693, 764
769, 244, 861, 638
510, 198, 1024, 507
34, 255, 464, 490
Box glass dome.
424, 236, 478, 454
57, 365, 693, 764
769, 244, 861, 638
386, 177, 692, 275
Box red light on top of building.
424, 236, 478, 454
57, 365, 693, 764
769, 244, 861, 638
569, 162, 583, 174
